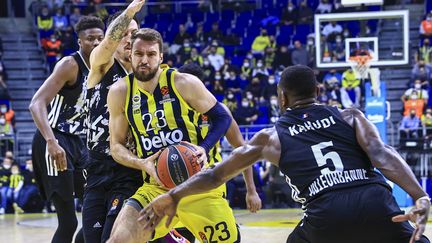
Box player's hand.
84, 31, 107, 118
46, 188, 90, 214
47, 139, 67, 171
392, 197, 430, 243
140, 150, 165, 188
138, 193, 178, 228
126, 0, 146, 14
246, 190, 262, 213
180, 141, 208, 168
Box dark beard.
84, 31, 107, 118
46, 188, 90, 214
133, 66, 158, 82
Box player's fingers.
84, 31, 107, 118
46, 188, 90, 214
138, 206, 152, 222
392, 214, 411, 222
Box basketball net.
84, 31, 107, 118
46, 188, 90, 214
348, 55, 381, 97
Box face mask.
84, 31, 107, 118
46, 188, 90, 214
227, 94, 234, 99
247, 54, 253, 59
184, 43, 190, 47
270, 99, 278, 106
268, 79, 275, 84
343, 31, 349, 37
25, 165, 32, 171
411, 95, 418, 100
242, 101, 249, 107
243, 63, 250, 68
215, 75, 221, 80
12, 169, 18, 174
204, 61, 209, 66
336, 38, 342, 43
0, 108, 6, 113
230, 76, 236, 80
51, 38, 56, 42
0, 118, 5, 125
307, 40, 314, 45
257, 63, 263, 68
3, 164, 10, 169
288, 7, 293, 11
247, 94, 253, 100
415, 84, 422, 89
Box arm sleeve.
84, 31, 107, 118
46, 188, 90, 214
200, 102, 232, 154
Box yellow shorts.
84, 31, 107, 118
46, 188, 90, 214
130, 183, 239, 242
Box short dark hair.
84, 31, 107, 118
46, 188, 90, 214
106, 10, 139, 29
279, 65, 317, 97
178, 63, 205, 81
74, 16, 105, 35
131, 28, 163, 53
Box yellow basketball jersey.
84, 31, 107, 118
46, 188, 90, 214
124, 67, 221, 183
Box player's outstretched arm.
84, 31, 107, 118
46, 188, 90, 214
107, 79, 163, 185
88, 0, 145, 86
139, 128, 280, 227
29, 57, 78, 171
221, 103, 262, 213
345, 108, 430, 242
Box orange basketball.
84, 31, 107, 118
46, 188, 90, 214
156, 143, 202, 189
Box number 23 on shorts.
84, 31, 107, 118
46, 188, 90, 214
199, 221, 232, 243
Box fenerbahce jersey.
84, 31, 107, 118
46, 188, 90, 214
125, 67, 221, 184
48, 52, 88, 135
275, 105, 389, 207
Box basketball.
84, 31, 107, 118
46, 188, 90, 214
156, 143, 202, 189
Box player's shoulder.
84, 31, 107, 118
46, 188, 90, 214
339, 108, 365, 127
252, 127, 278, 144
109, 77, 128, 96
173, 71, 202, 86
55, 55, 79, 71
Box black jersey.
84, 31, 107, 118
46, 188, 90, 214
86, 59, 128, 155
275, 105, 389, 206
48, 52, 88, 135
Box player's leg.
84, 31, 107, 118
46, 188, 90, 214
108, 184, 177, 243
177, 184, 240, 242
51, 193, 78, 243
101, 193, 129, 242
82, 186, 106, 243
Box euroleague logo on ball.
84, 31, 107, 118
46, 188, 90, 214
170, 154, 179, 161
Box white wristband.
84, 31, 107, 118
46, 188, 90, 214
416, 196, 431, 202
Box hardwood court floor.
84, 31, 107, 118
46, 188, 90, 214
1, 209, 432, 243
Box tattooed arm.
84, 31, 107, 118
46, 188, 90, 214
88, 0, 145, 87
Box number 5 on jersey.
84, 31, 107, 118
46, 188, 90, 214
311, 141, 344, 175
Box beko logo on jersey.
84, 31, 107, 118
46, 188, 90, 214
289, 116, 336, 136
140, 129, 184, 150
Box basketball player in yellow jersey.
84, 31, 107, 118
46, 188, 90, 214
107, 28, 240, 242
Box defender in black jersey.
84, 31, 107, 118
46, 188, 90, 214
143, 65, 430, 243
29, 16, 104, 243
82, 2, 144, 242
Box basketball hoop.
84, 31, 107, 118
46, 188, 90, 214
348, 55, 372, 80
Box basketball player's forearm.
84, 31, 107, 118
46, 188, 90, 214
111, 143, 145, 170
107, 10, 134, 43
29, 102, 56, 142
375, 146, 427, 200
242, 167, 257, 192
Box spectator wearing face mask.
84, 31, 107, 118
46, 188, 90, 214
241, 59, 253, 80
331, 35, 345, 61
177, 39, 193, 63
403, 90, 425, 118
297, 0, 313, 24
323, 69, 342, 91
202, 58, 216, 80
53, 8, 68, 32
401, 79, 428, 104
261, 75, 278, 100
212, 72, 225, 101
268, 95, 280, 124
342, 69, 361, 107
246, 78, 262, 100
252, 59, 269, 78
0, 157, 12, 214
234, 97, 259, 125
264, 46, 276, 71
411, 60, 432, 83
317, 83, 330, 105
416, 39, 432, 64
399, 109, 420, 139
223, 91, 238, 113
174, 24, 191, 45
185, 47, 204, 66
220, 58, 237, 80
43, 34, 62, 72
37, 6, 53, 39
251, 28, 270, 56
281, 2, 298, 26
0, 104, 15, 131
225, 71, 241, 95
420, 13, 432, 39
291, 41, 309, 66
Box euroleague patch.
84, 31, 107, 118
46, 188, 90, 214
110, 198, 119, 211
